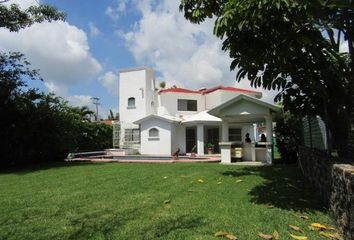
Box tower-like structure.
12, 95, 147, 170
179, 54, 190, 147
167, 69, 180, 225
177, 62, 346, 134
119, 67, 157, 149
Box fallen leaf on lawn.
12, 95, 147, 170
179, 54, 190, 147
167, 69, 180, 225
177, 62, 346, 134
310, 223, 336, 231
217, 182, 222, 185
164, 200, 170, 204
289, 233, 308, 240
163, 176, 168, 179
257, 232, 273, 239
293, 214, 309, 220
319, 231, 342, 240
272, 230, 280, 240
235, 179, 243, 183
225, 234, 237, 240
289, 225, 304, 233
198, 179, 204, 183
214, 231, 237, 239
215, 231, 229, 237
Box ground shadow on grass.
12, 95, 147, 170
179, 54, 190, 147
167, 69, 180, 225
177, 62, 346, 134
66, 207, 141, 240
221, 165, 327, 213
143, 215, 205, 239
0, 161, 104, 175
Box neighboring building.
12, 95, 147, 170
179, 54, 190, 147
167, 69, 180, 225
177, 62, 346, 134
119, 66, 280, 163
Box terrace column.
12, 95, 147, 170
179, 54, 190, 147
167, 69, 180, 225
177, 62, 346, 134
265, 114, 273, 164
221, 122, 229, 142
197, 124, 204, 155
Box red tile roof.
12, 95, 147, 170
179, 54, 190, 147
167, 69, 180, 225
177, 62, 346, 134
159, 85, 261, 95
159, 88, 200, 94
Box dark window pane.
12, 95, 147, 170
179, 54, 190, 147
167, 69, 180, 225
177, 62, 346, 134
187, 100, 197, 111
229, 128, 242, 141
178, 99, 197, 111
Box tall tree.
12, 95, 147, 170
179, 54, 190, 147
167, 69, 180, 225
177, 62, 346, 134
180, 0, 354, 157
0, 2, 65, 31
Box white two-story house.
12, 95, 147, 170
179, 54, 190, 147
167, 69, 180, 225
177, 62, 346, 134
119, 66, 280, 163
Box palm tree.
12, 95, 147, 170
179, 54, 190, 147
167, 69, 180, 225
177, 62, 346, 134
72, 106, 94, 122
108, 109, 114, 120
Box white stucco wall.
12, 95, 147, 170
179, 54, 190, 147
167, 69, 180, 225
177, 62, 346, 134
140, 118, 173, 155
205, 90, 261, 110
119, 67, 156, 124
205, 90, 239, 110
172, 124, 186, 154
157, 92, 205, 117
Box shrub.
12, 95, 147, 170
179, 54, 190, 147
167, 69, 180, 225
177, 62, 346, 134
274, 110, 302, 164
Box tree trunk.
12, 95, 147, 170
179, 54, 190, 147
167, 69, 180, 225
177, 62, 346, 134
346, 26, 354, 161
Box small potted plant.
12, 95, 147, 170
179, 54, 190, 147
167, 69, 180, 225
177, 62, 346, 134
207, 143, 214, 154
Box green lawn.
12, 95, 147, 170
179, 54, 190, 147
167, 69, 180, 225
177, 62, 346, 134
0, 163, 338, 239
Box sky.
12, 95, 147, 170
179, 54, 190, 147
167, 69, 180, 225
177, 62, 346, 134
0, 0, 279, 118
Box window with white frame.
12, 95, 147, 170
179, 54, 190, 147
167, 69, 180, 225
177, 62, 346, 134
229, 128, 242, 141
148, 128, 159, 139
124, 128, 140, 143
177, 99, 197, 111
127, 97, 135, 108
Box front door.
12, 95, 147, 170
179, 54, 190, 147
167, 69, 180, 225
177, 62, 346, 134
186, 127, 197, 153
206, 127, 220, 153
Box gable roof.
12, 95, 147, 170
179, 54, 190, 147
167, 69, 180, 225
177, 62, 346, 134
208, 94, 281, 116
133, 114, 181, 124
182, 110, 222, 123
159, 85, 262, 96
201, 85, 262, 96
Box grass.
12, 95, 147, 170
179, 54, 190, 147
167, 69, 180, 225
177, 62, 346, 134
0, 162, 339, 240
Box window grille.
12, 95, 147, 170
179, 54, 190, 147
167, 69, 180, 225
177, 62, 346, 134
128, 97, 135, 108
149, 128, 159, 138
229, 128, 242, 141
124, 128, 140, 143
177, 99, 197, 111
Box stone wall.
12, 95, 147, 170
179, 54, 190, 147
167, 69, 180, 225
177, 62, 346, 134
298, 147, 354, 240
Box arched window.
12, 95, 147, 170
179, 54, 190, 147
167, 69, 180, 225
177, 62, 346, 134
149, 128, 159, 138
127, 97, 135, 108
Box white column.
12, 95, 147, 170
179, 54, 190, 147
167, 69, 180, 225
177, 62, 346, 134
220, 142, 232, 164
197, 124, 204, 155
221, 122, 229, 142
265, 114, 273, 164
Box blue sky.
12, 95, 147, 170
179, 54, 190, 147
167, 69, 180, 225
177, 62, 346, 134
0, 0, 278, 118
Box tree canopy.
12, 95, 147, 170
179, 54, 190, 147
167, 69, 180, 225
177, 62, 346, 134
0, 2, 65, 31
180, 0, 354, 156
0, 3, 111, 166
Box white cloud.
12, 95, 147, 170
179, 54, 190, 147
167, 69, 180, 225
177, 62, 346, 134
99, 71, 119, 96
122, 0, 278, 103
88, 22, 101, 37
105, 0, 127, 22
4, 0, 39, 9
67, 95, 93, 108
118, 0, 126, 12
105, 6, 119, 22
0, 21, 102, 96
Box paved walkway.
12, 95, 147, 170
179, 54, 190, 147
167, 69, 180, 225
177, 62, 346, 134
221, 161, 267, 166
